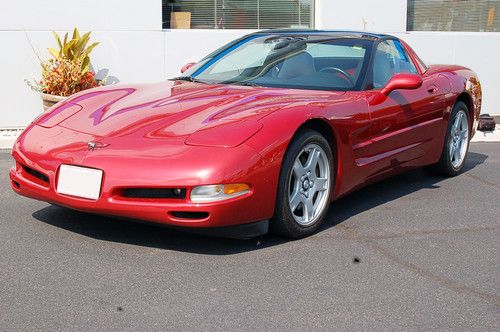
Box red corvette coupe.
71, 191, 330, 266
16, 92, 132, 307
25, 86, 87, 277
10, 30, 481, 239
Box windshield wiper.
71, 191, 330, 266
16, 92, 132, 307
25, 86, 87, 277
170, 76, 206, 83
227, 81, 262, 87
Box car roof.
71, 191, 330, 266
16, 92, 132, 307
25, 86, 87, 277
250, 29, 394, 40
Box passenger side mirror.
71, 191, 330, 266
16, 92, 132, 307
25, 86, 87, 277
181, 62, 196, 74
381, 73, 422, 95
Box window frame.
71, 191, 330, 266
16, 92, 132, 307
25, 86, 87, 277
363, 37, 424, 91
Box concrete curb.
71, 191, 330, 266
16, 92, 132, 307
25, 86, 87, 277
0, 128, 24, 149
471, 125, 500, 142
0, 137, 16, 150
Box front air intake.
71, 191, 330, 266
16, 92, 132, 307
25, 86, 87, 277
170, 211, 209, 220
121, 188, 186, 199
22, 166, 49, 183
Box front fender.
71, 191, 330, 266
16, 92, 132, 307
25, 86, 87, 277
244, 92, 370, 201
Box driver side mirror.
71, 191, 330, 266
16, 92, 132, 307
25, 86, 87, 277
181, 62, 196, 74
381, 73, 423, 95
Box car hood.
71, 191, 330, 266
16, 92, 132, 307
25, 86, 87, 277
46, 80, 346, 147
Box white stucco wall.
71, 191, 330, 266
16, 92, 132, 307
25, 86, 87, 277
0, 0, 498, 128
314, 0, 408, 32
0, 0, 161, 31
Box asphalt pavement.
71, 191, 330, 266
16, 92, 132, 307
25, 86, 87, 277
1, 143, 499, 331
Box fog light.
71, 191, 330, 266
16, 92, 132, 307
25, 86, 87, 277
190, 184, 250, 203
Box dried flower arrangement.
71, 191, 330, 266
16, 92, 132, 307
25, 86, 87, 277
26, 28, 105, 109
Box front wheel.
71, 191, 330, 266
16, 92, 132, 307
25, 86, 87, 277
425, 101, 470, 176
271, 129, 334, 239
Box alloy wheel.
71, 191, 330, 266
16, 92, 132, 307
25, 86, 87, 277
449, 110, 469, 168
288, 143, 331, 226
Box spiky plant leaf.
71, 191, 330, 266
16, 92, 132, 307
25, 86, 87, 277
72, 27, 80, 40
82, 42, 99, 58
47, 47, 60, 60
74, 32, 91, 59
53, 31, 62, 50
80, 56, 90, 74
63, 39, 76, 59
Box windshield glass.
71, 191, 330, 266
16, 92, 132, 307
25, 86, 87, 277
179, 35, 373, 91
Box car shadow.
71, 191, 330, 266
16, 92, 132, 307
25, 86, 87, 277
32, 152, 488, 255
321, 151, 488, 233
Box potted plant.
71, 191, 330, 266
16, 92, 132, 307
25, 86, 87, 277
27, 28, 104, 110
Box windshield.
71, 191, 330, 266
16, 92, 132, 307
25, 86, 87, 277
178, 35, 373, 91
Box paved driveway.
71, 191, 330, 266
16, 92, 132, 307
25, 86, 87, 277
1, 143, 499, 331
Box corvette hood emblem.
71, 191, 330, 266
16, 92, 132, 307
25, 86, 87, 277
87, 141, 109, 151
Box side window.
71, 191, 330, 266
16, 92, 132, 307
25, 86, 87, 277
373, 40, 418, 89
393, 40, 418, 74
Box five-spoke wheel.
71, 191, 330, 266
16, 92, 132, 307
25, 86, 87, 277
425, 101, 470, 176
271, 129, 333, 238
288, 143, 330, 226
449, 110, 469, 168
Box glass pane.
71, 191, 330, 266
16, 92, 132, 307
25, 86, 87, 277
215, 0, 258, 29
373, 40, 417, 89
407, 0, 500, 32
259, 0, 312, 29
162, 0, 314, 29
183, 36, 373, 91
207, 42, 271, 74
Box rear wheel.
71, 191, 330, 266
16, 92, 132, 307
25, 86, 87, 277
425, 101, 470, 176
271, 129, 334, 239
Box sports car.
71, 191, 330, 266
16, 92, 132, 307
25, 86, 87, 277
10, 30, 482, 239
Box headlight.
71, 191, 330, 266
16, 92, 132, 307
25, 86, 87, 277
190, 184, 250, 203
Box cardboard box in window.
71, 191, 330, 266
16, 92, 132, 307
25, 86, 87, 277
171, 12, 191, 29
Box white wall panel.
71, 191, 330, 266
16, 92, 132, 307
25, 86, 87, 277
0, 31, 42, 127
315, 0, 408, 33
0, 0, 162, 31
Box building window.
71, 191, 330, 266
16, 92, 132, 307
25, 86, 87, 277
162, 0, 314, 30
407, 0, 499, 32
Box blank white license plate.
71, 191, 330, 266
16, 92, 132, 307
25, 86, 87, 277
57, 165, 103, 200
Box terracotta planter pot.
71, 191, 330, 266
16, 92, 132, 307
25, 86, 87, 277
40, 93, 67, 111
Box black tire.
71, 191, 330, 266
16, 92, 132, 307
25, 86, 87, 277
425, 101, 470, 177
270, 129, 334, 239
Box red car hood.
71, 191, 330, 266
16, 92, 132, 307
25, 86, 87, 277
45, 80, 346, 147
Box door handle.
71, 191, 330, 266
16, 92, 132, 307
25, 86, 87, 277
427, 86, 438, 93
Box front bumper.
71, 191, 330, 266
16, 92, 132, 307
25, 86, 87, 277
10, 166, 263, 229
10, 125, 277, 233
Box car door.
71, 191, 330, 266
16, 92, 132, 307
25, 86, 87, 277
365, 39, 446, 175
